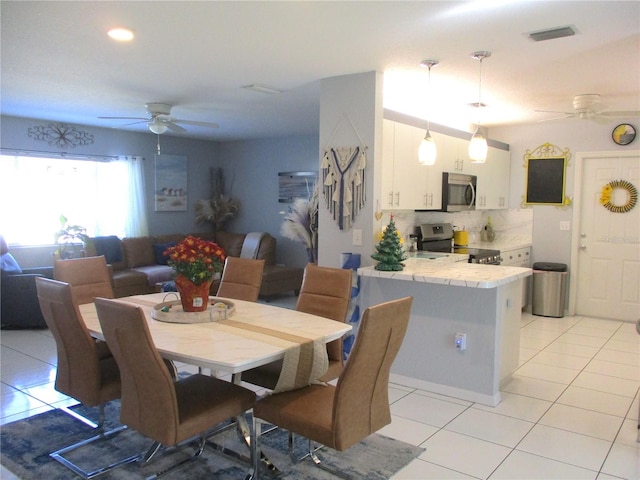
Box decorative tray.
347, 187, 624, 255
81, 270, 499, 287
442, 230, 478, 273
151, 296, 235, 324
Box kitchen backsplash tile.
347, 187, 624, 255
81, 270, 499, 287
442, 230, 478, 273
378, 209, 533, 247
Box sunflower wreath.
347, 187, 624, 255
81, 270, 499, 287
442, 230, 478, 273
599, 179, 638, 213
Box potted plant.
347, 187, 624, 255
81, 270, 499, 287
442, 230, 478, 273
163, 236, 226, 312
54, 214, 90, 259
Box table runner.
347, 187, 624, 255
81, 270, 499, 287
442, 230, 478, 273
127, 296, 329, 392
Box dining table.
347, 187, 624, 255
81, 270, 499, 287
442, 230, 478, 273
78, 292, 352, 477
78, 293, 351, 376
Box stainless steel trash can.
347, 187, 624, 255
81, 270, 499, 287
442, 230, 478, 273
532, 262, 568, 318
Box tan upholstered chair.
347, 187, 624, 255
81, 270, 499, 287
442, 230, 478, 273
216, 256, 265, 302
241, 264, 352, 389
94, 297, 257, 477
35, 277, 137, 479
54, 255, 114, 306
251, 296, 413, 478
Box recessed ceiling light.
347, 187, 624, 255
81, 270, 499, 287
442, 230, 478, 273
242, 84, 283, 94
108, 28, 134, 42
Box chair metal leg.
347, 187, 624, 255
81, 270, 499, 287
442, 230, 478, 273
285, 430, 353, 480
51, 404, 140, 479
142, 436, 207, 480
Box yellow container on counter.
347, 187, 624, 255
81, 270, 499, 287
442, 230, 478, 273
453, 229, 469, 246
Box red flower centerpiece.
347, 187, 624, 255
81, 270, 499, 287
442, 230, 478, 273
164, 236, 226, 312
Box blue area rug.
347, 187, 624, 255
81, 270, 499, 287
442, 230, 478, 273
1, 401, 423, 479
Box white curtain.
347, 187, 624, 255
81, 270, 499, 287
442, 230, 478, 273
116, 155, 148, 237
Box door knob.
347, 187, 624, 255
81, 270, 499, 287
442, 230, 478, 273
580, 233, 587, 238
579, 244, 587, 250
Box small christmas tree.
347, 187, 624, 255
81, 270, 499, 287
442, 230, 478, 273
372, 216, 407, 271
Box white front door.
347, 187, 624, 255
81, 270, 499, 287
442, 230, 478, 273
572, 151, 640, 321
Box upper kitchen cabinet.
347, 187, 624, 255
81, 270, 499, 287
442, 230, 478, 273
475, 146, 510, 209
381, 111, 510, 211
440, 134, 479, 176
381, 120, 441, 210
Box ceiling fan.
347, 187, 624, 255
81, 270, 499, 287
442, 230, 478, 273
98, 103, 219, 134
535, 94, 640, 124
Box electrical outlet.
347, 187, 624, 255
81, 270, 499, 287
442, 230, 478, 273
560, 221, 570, 231
352, 229, 363, 246
454, 333, 466, 351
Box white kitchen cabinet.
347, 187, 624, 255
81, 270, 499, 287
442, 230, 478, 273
381, 120, 441, 210
501, 246, 531, 268
382, 115, 509, 211
476, 146, 510, 210
441, 134, 478, 175
501, 246, 531, 307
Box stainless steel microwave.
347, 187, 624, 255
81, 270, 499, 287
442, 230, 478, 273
442, 172, 476, 212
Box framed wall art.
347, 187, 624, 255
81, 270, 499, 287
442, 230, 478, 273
155, 154, 187, 211
278, 171, 317, 203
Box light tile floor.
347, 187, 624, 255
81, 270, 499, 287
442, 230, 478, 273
1, 297, 638, 480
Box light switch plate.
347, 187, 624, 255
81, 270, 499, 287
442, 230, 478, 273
352, 229, 363, 246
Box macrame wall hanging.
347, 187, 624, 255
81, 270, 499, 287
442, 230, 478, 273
321, 114, 367, 231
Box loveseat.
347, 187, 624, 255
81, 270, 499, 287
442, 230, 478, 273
85, 231, 303, 299
1, 235, 53, 329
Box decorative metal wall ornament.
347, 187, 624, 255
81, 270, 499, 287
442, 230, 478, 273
599, 179, 638, 213
27, 123, 94, 149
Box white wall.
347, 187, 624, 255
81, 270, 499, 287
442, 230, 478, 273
491, 116, 639, 267
318, 71, 383, 268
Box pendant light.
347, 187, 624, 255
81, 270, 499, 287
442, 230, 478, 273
418, 59, 439, 166
468, 51, 491, 164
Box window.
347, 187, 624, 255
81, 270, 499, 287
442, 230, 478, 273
0, 154, 147, 245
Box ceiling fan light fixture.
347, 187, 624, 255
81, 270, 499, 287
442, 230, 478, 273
149, 119, 168, 135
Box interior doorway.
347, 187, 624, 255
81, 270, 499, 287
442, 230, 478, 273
570, 150, 640, 321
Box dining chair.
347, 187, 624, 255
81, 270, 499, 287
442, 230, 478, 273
54, 255, 114, 306
250, 296, 413, 479
241, 263, 352, 389
35, 277, 138, 479
93, 297, 257, 478
216, 256, 265, 302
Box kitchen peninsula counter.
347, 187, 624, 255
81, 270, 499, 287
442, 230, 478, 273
359, 258, 531, 289
357, 261, 532, 406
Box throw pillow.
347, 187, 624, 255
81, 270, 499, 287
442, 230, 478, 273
0, 252, 23, 275
94, 236, 124, 264
153, 242, 175, 265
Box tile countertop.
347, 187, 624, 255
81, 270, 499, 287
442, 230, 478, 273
358, 260, 531, 289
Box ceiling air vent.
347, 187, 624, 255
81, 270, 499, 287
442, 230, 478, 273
527, 25, 577, 42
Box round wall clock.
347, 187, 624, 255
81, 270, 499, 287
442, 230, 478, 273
612, 123, 636, 146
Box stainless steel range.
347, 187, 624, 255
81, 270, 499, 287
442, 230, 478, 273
415, 223, 502, 265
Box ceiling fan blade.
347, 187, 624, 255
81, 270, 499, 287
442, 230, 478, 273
120, 120, 149, 127
166, 121, 187, 133
536, 113, 576, 123
600, 110, 640, 117
98, 116, 148, 121
173, 119, 219, 128
534, 109, 573, 115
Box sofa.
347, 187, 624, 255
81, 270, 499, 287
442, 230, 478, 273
1, 235, 53, 329
85, 231, 304, 299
